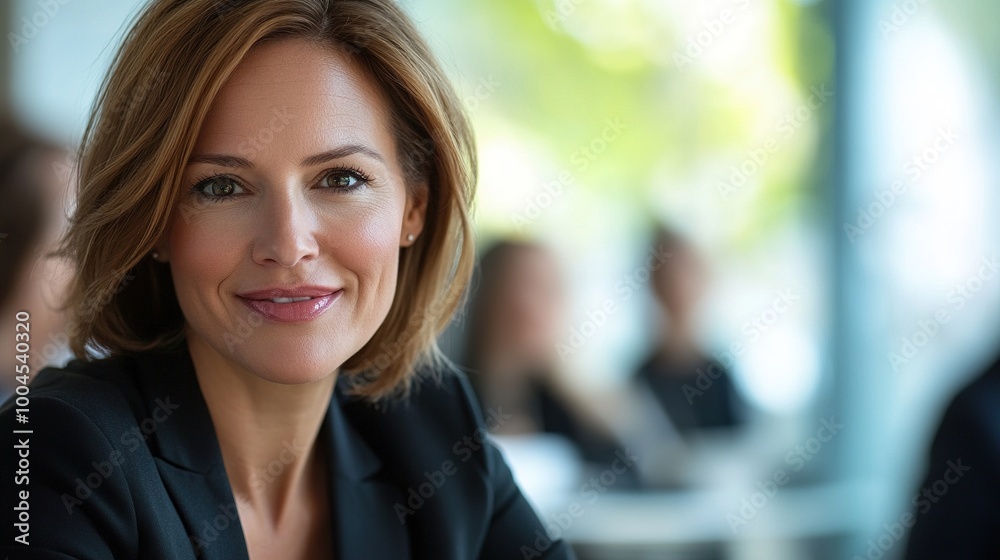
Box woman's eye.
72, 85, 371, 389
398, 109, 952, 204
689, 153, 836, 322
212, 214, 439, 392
194, 176, 244, 199
319, 170, 367, 191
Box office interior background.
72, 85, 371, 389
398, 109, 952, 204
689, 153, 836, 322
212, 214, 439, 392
3, 0, 998, 558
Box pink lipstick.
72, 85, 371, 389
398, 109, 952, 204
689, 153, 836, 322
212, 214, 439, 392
236, 286, 341, 323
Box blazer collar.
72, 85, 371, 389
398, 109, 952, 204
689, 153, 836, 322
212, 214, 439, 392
323, 390, 411, 557
129, 341, 408, 558
131, 342, 221, 473
130, 341, 382, 480
130, 342, 248, 560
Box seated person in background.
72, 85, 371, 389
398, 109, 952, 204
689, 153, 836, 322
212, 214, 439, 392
902, 354, 1000, 559
464, 240, 630, 472
0, 117, 72, 400
633, 225, 744, 438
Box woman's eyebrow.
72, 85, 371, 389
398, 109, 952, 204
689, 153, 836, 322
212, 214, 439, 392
188, 144, 386, 168
188, 153, 253, 168
301, 144, 385, 166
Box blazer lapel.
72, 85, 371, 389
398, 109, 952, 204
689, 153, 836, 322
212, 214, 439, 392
154, 459, 249, 560
132, 344, 250, 560
325, 388, 411, 559
130, 342, 410, 559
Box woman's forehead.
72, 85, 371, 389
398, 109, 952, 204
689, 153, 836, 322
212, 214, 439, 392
192, 39, 396, 162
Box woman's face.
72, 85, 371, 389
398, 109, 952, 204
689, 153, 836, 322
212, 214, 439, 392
488, 247, 564, 361
162, 39, 426, 385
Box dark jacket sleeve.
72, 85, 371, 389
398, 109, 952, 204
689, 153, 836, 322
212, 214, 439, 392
1, 393, 138, 559
902, 382, 1000, 560
450, 374, 577, 560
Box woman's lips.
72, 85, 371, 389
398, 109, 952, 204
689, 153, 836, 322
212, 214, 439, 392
236, 289, 342, 323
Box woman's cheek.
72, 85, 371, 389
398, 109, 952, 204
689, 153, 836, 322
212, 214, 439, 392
325, 198, 403, 264
323, 200, 404, 321
170, 206, 250, 268
167, 207, 251, 321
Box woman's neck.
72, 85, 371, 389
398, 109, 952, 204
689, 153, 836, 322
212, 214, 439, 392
186, 333, 336, 527
659, 322, 702, 364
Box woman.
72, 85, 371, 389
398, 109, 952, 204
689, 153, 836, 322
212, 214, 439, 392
464, 241, 631, 472
0, 117, 73, 400
632, 225, 744, 439
0, 1, 575, 558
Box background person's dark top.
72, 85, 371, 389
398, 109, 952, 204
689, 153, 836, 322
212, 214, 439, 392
470, 373, 641, 489
634, 352, 742, 438
902, 355, 1000, 560
0, 342, 576, 559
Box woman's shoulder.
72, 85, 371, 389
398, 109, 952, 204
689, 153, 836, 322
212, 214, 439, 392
337, 367, 577, 559
1, 354, 144, 439
0, 355, 148, 557
340, 366, 486, 429
338, 366, 503, 466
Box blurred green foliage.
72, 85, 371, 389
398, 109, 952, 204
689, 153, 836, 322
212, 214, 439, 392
416, 0, 834, 246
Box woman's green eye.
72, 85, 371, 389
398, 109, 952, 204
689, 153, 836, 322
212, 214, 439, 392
194, 176, 244, 199
320, 170, 367, 191
209, 181, 235, 196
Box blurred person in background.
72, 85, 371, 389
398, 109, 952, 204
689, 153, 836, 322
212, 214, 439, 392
0, 116, 73, 401
902, 354, 1000, 559
464, 240, 632, 474
632, 225, 746, 440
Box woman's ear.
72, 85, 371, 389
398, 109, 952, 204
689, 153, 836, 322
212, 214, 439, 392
401, 183, 429, 247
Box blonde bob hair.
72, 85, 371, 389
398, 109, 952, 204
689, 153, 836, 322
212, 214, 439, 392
59, 0, 476, 399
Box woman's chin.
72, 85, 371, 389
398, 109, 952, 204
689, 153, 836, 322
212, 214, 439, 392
243, 360, 340, 386
225, 332, 357, 384
225, 343, 347, 386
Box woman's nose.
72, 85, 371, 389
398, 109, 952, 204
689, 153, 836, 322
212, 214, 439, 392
251, 189, 319, 268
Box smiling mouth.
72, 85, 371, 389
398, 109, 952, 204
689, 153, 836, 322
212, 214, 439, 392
236, 289, 343, 323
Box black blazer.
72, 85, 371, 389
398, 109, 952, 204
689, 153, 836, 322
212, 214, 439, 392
1, 342, 576, 559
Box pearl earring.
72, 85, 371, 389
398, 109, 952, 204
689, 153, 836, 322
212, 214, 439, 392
407, 234, 415, 242
151, 250, 160, 260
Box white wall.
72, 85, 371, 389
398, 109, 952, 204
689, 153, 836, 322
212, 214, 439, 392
9, 0, 147, 143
